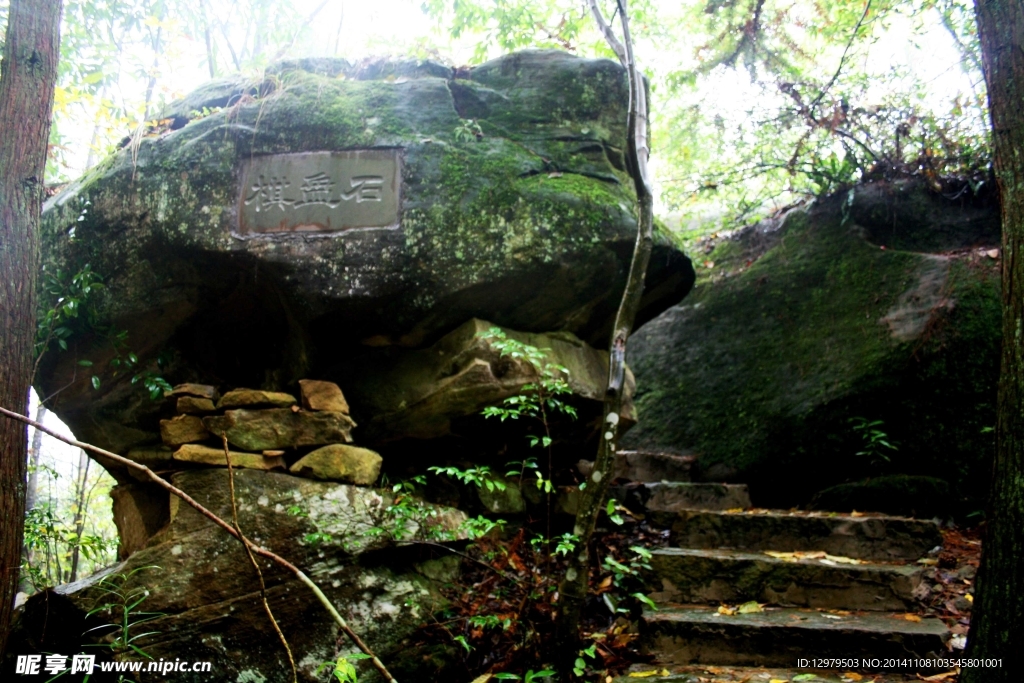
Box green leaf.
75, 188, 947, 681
91, 375, 101, 390
77, 359, 93, 366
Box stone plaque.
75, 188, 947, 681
237, 150, 400, 234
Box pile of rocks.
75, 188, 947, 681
132, 379, 383, 486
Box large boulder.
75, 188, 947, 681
36, 50, 693, 459
624, 180, 1000, 513
7, 469, 467, 682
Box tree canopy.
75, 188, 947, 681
0, 0, 990, 239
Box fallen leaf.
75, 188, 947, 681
822, 613, 844, 620
824, 554, 866, 565
793, 675, 819, 681
769, 679, 788, 683
717, 605, 737, 616
917, 558, 939, 566
470, 675, 491, 683
903, 613, 922, 622
737, 600, 764, 614
850, 510, 864, 517
627, 671, 664, 678
919, 671, 959, 681
842, 673, 863, 681
965, 593, 973, 603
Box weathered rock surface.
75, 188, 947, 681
173, 443, 286, 470
176, 396, 216, 414
626, 180, 999, 511
652, 509, 942, 562
36, 50, 694, 460
339, 318, 635, 444
578, 450, 695, 483
217, 389, 298, 410
809, 474, 952, 519
299, 379, 350, 413
159, 414, 211, 447
290, 444, 382, 485
614, 482, 752, 513
649, 547, 923, 611
203, 408, 356, 451
642, 606, 950, 668
167, 383, 219, 400
8, 469, 469, 683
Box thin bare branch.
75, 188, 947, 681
586, 0, 626, 65
222, 435, 297, 683
809, 0, 872, 112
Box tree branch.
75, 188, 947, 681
222, 435, 297, 683
0, 405, 398, 683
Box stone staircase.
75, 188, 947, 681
604, 452, 952, 681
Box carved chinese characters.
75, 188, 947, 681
237, 150, 400, 234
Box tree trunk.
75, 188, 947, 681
554, 1, 654, 673
68, 449, 89, 583
18, 402, 46, 594
0, 0, 63, 655
963, 2, 1024, 680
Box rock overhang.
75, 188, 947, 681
37, 49, 694, 457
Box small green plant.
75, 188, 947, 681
317, 652, 371, 683
479, 327, 577, 522
428, 465, 506, 492
453, 118, 484, 142
84, 565, 164, 672
850, 417, 898, 468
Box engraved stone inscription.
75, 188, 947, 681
238, 150, 400, 234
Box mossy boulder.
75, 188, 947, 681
36, 50, 693, 460
7, 469, 467, 683
625, 180, 1000, 514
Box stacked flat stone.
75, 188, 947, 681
146, 380, 382, 485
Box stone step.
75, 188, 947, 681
651, 509, 942, 562
578, 450, 695, 483
613, 482, 751, 512
643, 605, 950, 669
613, 664, 930, 682
650, 548, 924, 611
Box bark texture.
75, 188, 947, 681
555, 0, 655, 671
963, 1, 1024, 679
0, 0, 62, 655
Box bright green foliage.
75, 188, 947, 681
85, 566, 164, 661
479, 327, 577, 496
317, 653, 371, 683
850, 416, 899, 468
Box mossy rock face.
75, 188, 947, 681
624, 180, 1000, 514
7, 469, 466, 683
37, 50, 694, 457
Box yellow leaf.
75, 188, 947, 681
470, 675, 491, 683
717, 605, 736, 616
824, 554, 865, 565
917, 558, 939, 566
842, 673, 863, 681
965, 593, 973, 603
737, 600, 764, 614
903, 613, 922, 622
769, 679, 789, 682
850, 510, 864, 517
628, 671, 662, 678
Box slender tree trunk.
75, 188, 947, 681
18, 402, 46, 593
68, 449, 89, 583
555, 1, 654, 673
0, 0, 63, 655
24, 403, 45, 514
963, 3, 1024, 679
